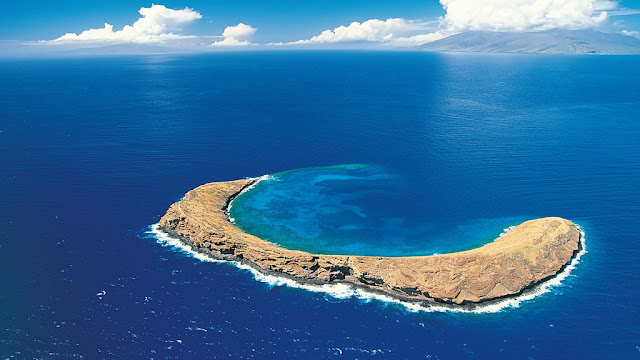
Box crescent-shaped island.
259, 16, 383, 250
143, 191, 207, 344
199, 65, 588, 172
158, 178, 582, 306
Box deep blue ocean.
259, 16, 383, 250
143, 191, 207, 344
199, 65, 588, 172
1, 52, 638, 359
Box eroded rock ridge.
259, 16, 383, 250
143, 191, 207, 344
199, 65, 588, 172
159, 179, 581, 305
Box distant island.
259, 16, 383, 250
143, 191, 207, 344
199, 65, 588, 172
419, 29, 640, 55
4, 29, 640, 57
158, 178, 582, 305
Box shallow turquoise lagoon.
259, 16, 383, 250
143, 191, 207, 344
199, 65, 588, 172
231, 164, 529, 256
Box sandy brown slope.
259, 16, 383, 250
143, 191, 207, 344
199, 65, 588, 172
159, 179, 581, 305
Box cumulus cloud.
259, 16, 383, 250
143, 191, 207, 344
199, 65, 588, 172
594, 0, 620, 11
51, 4, 201, 43
394, 0, 616, 46
390, 32, 448, 47
211, 23, 257, 46
277, 18, 430, 45
282, 0, 619, 47
439, 0, 610, 33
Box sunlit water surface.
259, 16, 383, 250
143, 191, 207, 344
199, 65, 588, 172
0, 52, 638, 359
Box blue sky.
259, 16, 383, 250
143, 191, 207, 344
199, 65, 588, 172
1, 0, 439, 42
2, 0, 640, 47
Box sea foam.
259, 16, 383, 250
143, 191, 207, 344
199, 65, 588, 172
226, 175, 272, 223
146, 223, 586, 314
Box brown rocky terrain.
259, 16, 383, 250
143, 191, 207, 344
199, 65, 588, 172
158, 178, 582, 305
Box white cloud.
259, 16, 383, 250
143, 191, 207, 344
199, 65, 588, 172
390, 32, 449, 47
275, 18, 431, 45
282, 0, 619, 47
439, 0, 610, 33
608, 9, 640, 15
211, 23, 257, 46
621, 29, 640, 38
51, 4, 201, 43
594, 0, 620, 11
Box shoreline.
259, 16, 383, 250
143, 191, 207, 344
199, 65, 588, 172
149, 223, 586, 313
223, 175, 269, 223
157, 178, 583, 306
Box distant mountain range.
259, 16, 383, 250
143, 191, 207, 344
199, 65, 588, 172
0, 39, 217, 57
2, 29, 639, 57
419, 30, 640, 55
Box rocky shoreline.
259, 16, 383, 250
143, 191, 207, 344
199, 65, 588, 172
158, 178, 582, 306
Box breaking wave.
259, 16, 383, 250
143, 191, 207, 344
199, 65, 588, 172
146, 223, 586, 314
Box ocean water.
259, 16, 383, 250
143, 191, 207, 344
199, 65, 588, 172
0, 52, 639, 359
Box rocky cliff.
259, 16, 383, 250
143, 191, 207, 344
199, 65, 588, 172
158, 179, 581, 305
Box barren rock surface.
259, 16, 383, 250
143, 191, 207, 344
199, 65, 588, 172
159, 178, 581, 305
